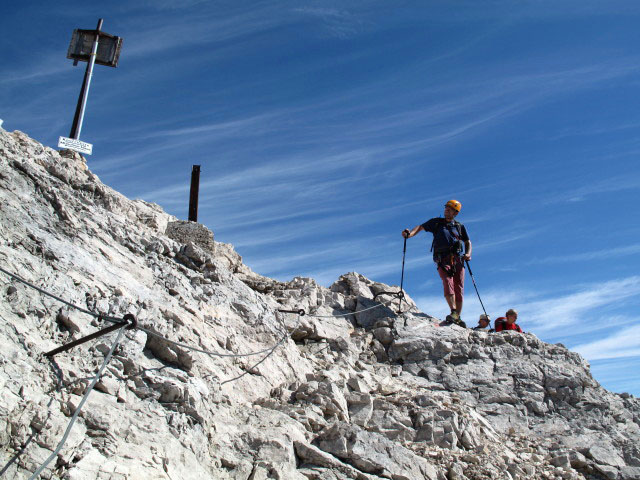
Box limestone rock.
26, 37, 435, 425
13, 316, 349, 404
165, 220, 215, 252
316, 423, 439, 480
1, 129, 640, 480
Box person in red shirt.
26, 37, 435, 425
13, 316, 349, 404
495, 308, 523, 333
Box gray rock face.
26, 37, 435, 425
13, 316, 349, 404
1, 128, 640, 480
316, 423, 438, 480
166, 220, 215, 251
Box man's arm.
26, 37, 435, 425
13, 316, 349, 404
463, 239, 472, 261
402, 225, 424, 238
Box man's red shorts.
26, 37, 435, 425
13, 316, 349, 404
437, 257, 465, 303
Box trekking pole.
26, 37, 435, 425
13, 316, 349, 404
465, 260, 488, 318
398, 232, 408, 313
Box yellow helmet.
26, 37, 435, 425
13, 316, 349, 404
445, 199, 462, 212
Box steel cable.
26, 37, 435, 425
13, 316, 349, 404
0, 265, 400, 389
304, 297, 396, 318
139, 326, 287, 358
27, 326, 126, 480
0, 265, 121, 324
1, 265, 397, 357
69, 298, 394, 357
0, 247, 411, 472
220, 312, 296, 385
0, 359, 63, 478
0, 266, 294, 359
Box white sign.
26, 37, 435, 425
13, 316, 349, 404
58, 136, 93, 155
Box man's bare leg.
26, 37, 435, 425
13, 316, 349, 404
445, 294, 459, 318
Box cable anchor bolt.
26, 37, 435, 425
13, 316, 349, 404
278, 308, 306, 316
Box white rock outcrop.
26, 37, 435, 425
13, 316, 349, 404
1, 128, 639, 480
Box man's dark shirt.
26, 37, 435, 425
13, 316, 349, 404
421, 218, 470, 260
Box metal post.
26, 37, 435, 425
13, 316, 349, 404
45, 313, 136, 357
69, 18, 103, 139
45, 322, 123, 357
188, 165, 201, 222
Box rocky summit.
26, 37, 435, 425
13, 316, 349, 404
0, 127, 639, 480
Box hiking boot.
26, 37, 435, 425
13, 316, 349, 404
449, 310, 467, 327
439, 316, 454, 327
442, 314, 466, 328
439, 315, 456, 327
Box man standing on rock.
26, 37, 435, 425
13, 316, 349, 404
402, 200, 472, 327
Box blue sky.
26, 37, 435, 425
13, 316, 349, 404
2, 1, 640, 395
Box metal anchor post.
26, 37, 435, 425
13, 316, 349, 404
45, 314, 136, 357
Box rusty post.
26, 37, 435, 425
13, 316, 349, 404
45, 313, 136, 357
188, 165, 201, 222
45, 322, 123, 357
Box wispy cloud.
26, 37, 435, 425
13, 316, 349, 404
574, 323, 640, 360
589, 357, 640, 393
293, 6, 368, 39
132, 0, 212, 10
470, 171, 640, 225
136, 113, 279, 139
121, 7, 289, 59
0, 55, 69, 85
416, 277, 640, 338
246, 238, 399, 281
511, 277, 640, 333
521, 244, 640, 266
551, 174, 640, 203
473, 229, 544, 252
405, 1, 640, 23
546, 120, 640, 141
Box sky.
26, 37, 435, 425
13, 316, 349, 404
1, 1, 639, 396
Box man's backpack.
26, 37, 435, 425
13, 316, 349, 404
494, 317, 507, 332
430, 218, 464, 257
494, 317, 523, 333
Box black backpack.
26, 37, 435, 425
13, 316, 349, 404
430, 218, 464, 257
